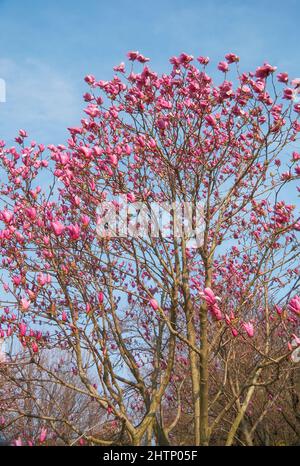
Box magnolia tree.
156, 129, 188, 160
0, 51, 299, 446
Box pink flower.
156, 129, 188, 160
15, 437, 22, 446
127, 192, 136, 203
20, 298, 30, 311
113, 62, 126, 73
84, 75, 96, 85
62, 311, 67, 322
98, 292, 104, 304
218, 61, 229, 72
19, 323, 27, 337
127, 51, 139, 61
51, 221, 65, 236
37, 273, 51, 286
255, 63, 277, 78
283, 88, 295, 100
197, 56, 209, 65
32, 342, 39, 353
1, 209, 13, 224
68, 224, 81, 241
107, 154, 118, 166
13, 275, 22, 286
84, 104, 100, 118
25, 207, 37, 220
277, 72, 289, 83
39, 428, 47, 443
137, 54, 150, 63
81, 214, 90, 227
288, 295, 300, 316
291, 78, 300, 88
201, 287, 218, 305
79, 146, 93, 158
205, 115, 217, 127
294, 103, 300, 113
242, 322, 254, 338
149, 298, 159, 311
292, 152, 300, 161
19, 129, 28, 138
157, 118, 167, 130
225, 53, 239, 64
200, 288, 222, 320
231, 328, 238, 337
178, 53, 194, 65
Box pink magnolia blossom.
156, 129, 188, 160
137, 54, 150, 63
277, 72, 289, 83
20, 297, 30, 311
288, 295, 300, 316
242, 322, 254, 338
200, 288, 222, 321
15, 437, 22, 446
19, 129, 28, 138
255, 63, 277, 78
51, 221, 65, 236
127, 192, 136, 203
84, 75, 96, 85
218, 61, 229, 72
1, 209, 13, 223
19, 323, 27, 337
149, 298, 159, 311
294, 103, 300, 113
127, 51, 139, 61
197, 56, 209, 65
39, 428, 47, 443
231, 328, 238, 337
68, 224, 81, 241
25, 207, 37, 220
113, 62, 126, 73
32, 342, 39, 353
225, 53, 239, 63
283, 88, 295, 100
98, 292, 104, 304
81, 214, 90, 227
291, 78, 300, 88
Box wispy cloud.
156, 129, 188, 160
0, 58, 81, 143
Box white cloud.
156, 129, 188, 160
0, 57, 80, 142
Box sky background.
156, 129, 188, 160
0, 0, 299, 146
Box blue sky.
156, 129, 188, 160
0, 0, 299, 145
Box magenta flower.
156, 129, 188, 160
20, 298, 30, 311
255, 63, 277, 79
242, 322, 254, 338
197, 56, 209, 65
149, 298, 159, 311
98, 291, 104, 304
1, 209, 13, 224
218, 61, 229, 72
288, 295, 300, 316
39, 428, 47, 443
277, 72, 289, 83
19, 129, 28, 138
32, 342, 39, 353
127, 51, 139, 61
19, 323, 27, 337
225, 53, 239, 64
51, 221, 65, 236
